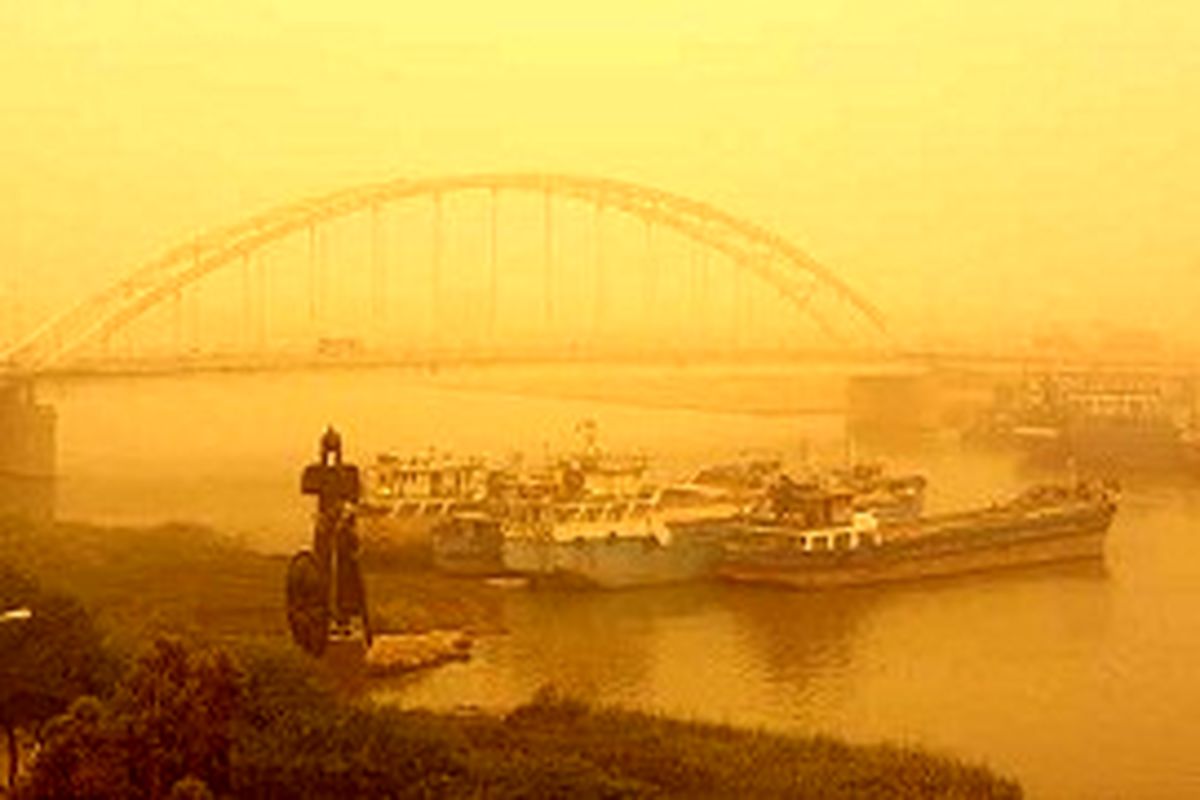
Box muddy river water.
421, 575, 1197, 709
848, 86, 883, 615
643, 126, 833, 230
43, 367, 1200, 798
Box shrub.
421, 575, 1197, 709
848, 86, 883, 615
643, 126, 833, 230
22, 636, 242, 800
1, 561, 115, 790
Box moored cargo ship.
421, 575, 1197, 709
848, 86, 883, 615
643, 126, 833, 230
431, 456, 929, 585
500, 489, 737, 588
714, 479, 1119, 590
366, 420, 653, 565
434, 484, 739, 587
357, 450, 492, 564
969, 370, 1199, 473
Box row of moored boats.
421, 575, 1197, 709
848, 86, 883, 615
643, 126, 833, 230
356, 426, 1119, 590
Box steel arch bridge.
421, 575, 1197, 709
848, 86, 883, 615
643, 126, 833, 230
3, 173, 891, 373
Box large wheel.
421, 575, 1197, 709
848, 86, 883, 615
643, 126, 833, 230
286, 550, 329, 656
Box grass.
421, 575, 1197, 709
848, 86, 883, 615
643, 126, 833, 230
3, 516, 1023, 798
478, 688, 1023, 798
0, 516, 503, 649
229, 671, 1022, 799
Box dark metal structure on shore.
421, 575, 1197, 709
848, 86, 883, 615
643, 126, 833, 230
286, 428, 372, 656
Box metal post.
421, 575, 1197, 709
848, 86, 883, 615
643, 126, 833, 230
733, 258, 745, 353
318, 225, 328, 330
257, 254, 267, 352
187, 285, 200, 354
371, 203, 383, 327
1, 262, 10, 350
593, 202, 604, 338
307, 224, 317, 326
699, 239, 709, 334
688, 238, 700, 348
242, 253, 252, 348
432, 192, 443, 345
543, 190, 553, 328
644, 217, 656, 328
172, 289, 182, 354
189, 247, 201, 354
489, 188, 498, 344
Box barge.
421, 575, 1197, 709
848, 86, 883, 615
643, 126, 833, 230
714, 478, 1119, 590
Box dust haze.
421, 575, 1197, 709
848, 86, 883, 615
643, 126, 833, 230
2, 1, 1198, 353
4, 4, 1200, 800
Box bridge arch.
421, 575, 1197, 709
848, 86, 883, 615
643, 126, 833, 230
4, 173, 890, 371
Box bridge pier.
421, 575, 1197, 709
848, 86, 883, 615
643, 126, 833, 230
0, 380, 55, 522
846, 367, 1000, 440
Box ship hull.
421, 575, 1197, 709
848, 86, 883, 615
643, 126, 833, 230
430, 513, 505, 575
1011, 425, 1194, 473
503, 533, 723, 589
719, 504, 1114, 590
359, 510, 450, 566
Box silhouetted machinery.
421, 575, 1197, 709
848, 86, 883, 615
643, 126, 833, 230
286, 427, 372, 656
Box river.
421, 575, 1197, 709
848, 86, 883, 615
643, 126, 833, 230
40, 366, 1200, 799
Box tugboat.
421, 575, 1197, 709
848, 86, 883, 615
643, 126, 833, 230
712, 476, 1119, 590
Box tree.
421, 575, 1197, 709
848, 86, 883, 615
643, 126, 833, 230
0, 562, 112, 789
17, 696, 133, 800
24, 636, 242, 800
116, 637, 242, 799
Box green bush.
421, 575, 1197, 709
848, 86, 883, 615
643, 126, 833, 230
1, 561, 116, 790
22, 636, 242, 800
11, 592, 1022, 799
20, 696, 135, 800
1, 518, 1022, 798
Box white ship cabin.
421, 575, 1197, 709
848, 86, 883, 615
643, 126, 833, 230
553, 453, 649, 498
1064, 387, 1170, 425
770, 512, 880, 554
757, 482, 881, 552
1024, 371, 1190, 428
365, 452, 491, 504
506, 497, 668, 542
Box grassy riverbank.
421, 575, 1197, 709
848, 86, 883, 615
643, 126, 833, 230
0, 517, 504, 647
228, 671, 1023, 799
12, 636, 1022, 799
1, 517, 1023, 798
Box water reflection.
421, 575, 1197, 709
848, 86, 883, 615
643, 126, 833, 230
721, 585, 874, 726
371, 583, 731, 713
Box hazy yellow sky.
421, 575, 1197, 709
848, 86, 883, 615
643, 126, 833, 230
2, 1, 1198, 348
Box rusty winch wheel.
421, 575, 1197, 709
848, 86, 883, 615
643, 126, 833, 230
286, 549, 329, 657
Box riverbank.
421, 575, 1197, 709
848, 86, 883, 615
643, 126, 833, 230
6, 631, 1021, 799
0, 517, 504, 649
1, 516, 1023, 797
